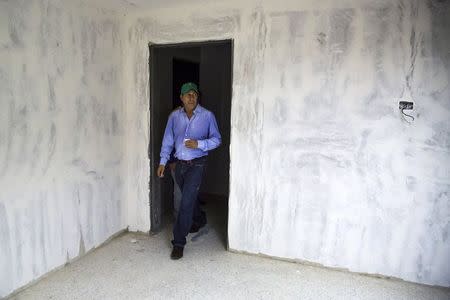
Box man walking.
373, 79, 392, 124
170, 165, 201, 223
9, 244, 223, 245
157, 82, 221, 260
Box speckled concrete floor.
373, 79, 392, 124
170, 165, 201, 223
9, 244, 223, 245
10, 198, 450, 300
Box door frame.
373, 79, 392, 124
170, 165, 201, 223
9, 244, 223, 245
148, 39, 234, 235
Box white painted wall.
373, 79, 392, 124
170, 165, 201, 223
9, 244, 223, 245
125, 0, 450, 287
0, 0, 126, 297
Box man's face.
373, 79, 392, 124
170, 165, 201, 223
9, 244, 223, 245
180, 90, 198, 111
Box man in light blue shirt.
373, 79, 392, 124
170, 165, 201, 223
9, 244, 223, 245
157, 82, 221, 259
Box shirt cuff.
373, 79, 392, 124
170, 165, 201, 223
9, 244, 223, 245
159, 158, 168, 166
197, 140, 207, 151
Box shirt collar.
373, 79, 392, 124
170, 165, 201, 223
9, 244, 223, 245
193, 104, 203, 114
180, 104, 205, 115
181, 104, 203, 115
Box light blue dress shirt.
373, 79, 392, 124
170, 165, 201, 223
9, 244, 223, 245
159, 105, 222, 165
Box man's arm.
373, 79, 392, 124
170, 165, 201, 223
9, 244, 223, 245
197, 112, 221, 151
159, 114, 175, 166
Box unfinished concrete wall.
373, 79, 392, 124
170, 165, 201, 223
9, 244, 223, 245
125, 0, 450, 286
0, 0, 126, 297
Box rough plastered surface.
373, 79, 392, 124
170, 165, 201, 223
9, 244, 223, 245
0, 0, 127, 297
125, 0, 450, 287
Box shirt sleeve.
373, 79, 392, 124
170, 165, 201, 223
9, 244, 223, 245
159, 114, 175, 165
197, 112, 222, 152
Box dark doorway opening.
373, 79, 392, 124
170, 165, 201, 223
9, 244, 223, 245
172, 59, 199, 109
149, 40, 232, 249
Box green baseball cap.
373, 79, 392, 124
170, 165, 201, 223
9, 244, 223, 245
180, 82, 199, 95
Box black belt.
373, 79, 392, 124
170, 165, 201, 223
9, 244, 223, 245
177, 156, 207, 165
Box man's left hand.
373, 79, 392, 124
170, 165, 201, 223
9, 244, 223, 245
185, 139, 198, 149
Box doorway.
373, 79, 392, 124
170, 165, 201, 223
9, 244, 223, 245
148, 40, 232, 248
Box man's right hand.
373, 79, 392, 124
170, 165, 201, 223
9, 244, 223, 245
157, 165, 165, 178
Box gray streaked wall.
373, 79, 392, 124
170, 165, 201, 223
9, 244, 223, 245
125, 0, 450, 286
0, 0, 126, 297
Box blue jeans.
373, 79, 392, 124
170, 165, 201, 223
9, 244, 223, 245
170, 167, 182, 219
172, 156, 207, 247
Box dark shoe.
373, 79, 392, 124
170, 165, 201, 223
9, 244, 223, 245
189, 222, 206, 233
189, 223, 200, 233
170, 246, 183, 260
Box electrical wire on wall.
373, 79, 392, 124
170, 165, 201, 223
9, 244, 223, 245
398, 24, 421, 125
398, 89, 414, 124
401, 108, 415, 122
399, 100, 414, 124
